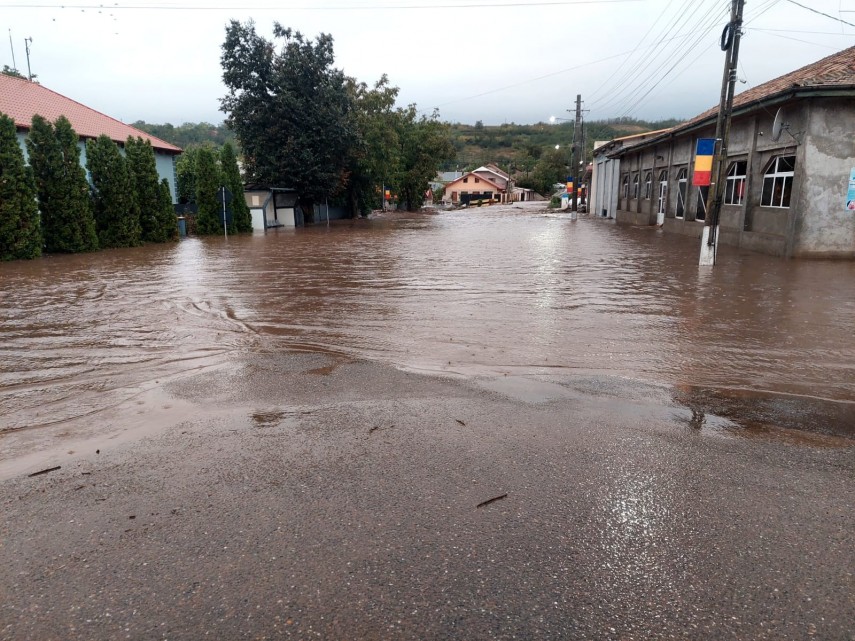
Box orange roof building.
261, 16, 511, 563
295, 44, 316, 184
0, 74, 182, 200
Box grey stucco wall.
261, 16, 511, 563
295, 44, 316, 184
792, 98, 855, 257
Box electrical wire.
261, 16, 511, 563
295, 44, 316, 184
783, 0, 855, 28
0, 0, 646, 10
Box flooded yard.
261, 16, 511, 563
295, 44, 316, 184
2, 202, 854, 442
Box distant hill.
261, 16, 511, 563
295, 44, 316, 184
446, 118, 682, 172
131, 117, 681, 172
131, 121, 236, 150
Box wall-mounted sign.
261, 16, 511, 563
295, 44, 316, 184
847, 168, 855, 211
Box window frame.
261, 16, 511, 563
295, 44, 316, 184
760, 155, 795, 208
675, 168, 687, 219
632, 174, 640, 199
643, 171, 652, 200
622, 174, 630, 200
724, 160, 748, 206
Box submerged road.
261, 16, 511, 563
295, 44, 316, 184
1, 203, 853, 639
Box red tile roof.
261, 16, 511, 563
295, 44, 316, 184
609, 45, 855, 158
0, 74, 182, 153
680, 44, 855, 130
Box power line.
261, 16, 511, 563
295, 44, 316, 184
755, 29, 848, 49
598, 0, 727, 116
783, 0, 855, 28
0, 0, 645, 10
750, 27, 855, 35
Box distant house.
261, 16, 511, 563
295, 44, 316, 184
0, 74, 182, 201
443, 171, 507, 205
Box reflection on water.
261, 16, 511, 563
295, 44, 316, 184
2, 204, 854, 434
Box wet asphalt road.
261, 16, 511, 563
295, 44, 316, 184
2, 352, 853, 640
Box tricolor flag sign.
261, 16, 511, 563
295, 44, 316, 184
693, 138, 716, 187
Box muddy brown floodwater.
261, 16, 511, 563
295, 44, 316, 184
2, 202, 854, 460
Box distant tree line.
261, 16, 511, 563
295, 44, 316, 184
132, 120, 237, 150
0, 111, 178, 261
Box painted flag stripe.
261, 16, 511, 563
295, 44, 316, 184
696, 138, 716, 156
694, 171, 711, 187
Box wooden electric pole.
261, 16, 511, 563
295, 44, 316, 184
699, 0, 745, 266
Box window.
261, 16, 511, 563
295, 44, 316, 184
643, 172, 652, 200
761, 155, 795, 208
675, 168, 687, 219
463, 177, 469, 183
632, 174, 640, 199
475, 177, 480, 183
657, 170, 668, 215
696, 186, 709, 221
622, 175, 629, 200
724, 160, 748, 205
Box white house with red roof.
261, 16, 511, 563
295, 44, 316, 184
0, 74, 182, 202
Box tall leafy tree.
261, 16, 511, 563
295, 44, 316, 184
219, 142, 252, 232
26, 115, 97, 253
344, 75, 401, 217
220, 20, 356, 220
194, 145, 224, 235
394, 106, 455, 211
86, 134, 141, 248
175, 146, 201, 203
0, 112, 41, 260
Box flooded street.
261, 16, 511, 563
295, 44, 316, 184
2, 202, 854, 444
2, 202, 854, 640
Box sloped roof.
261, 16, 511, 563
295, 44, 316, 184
680, 44, 855, 131
0, 74, 182, 153
612, 46, 855, 158
444, 171, 505, 192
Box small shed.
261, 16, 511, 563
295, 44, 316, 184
244, 185, 299, 230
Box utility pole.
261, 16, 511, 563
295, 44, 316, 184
8, 29, 17, 72
699, 0, 745, 266
571, 94, 582, 213
24, 37, 33, 81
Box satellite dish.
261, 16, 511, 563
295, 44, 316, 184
771, 107, 789, 142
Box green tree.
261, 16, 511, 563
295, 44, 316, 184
86, 134, 141, 248
517, 145, 566, 196
219, 142, 252, 232
126, 136, 176, 242
220, 20, 356, 220
26, 115, 97, 253
1, 65, 26, 79
194, 146, 223, 235
0, 112, 41, 260
157, 178, 178, 241
344, 75, 401, 217
175, 146, 201, 203
394, 106, 455, 211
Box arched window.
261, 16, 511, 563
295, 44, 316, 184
643, 172, 652, 200
632, 174, 640, 199
725, 160, 748, 205
761, 155, 795, 208
622, 174, 630, 200
675, 168, 687, 219
657, 170, 668, 216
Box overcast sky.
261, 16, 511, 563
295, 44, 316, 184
3, 0, 854, 126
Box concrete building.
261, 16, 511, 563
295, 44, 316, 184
592, 46, 855, 258
0, 74, 182, 201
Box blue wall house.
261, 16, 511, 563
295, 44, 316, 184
0, 74, 182, 201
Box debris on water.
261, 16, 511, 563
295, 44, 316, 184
369, 424, 394, 434
456, 419, 466, 426
477, 493, 508, 509
28, 466, 61, 478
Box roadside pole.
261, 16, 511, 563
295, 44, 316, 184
222, 187, 228, 239
571, 94, 582, 213
699, 0, 745, 266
